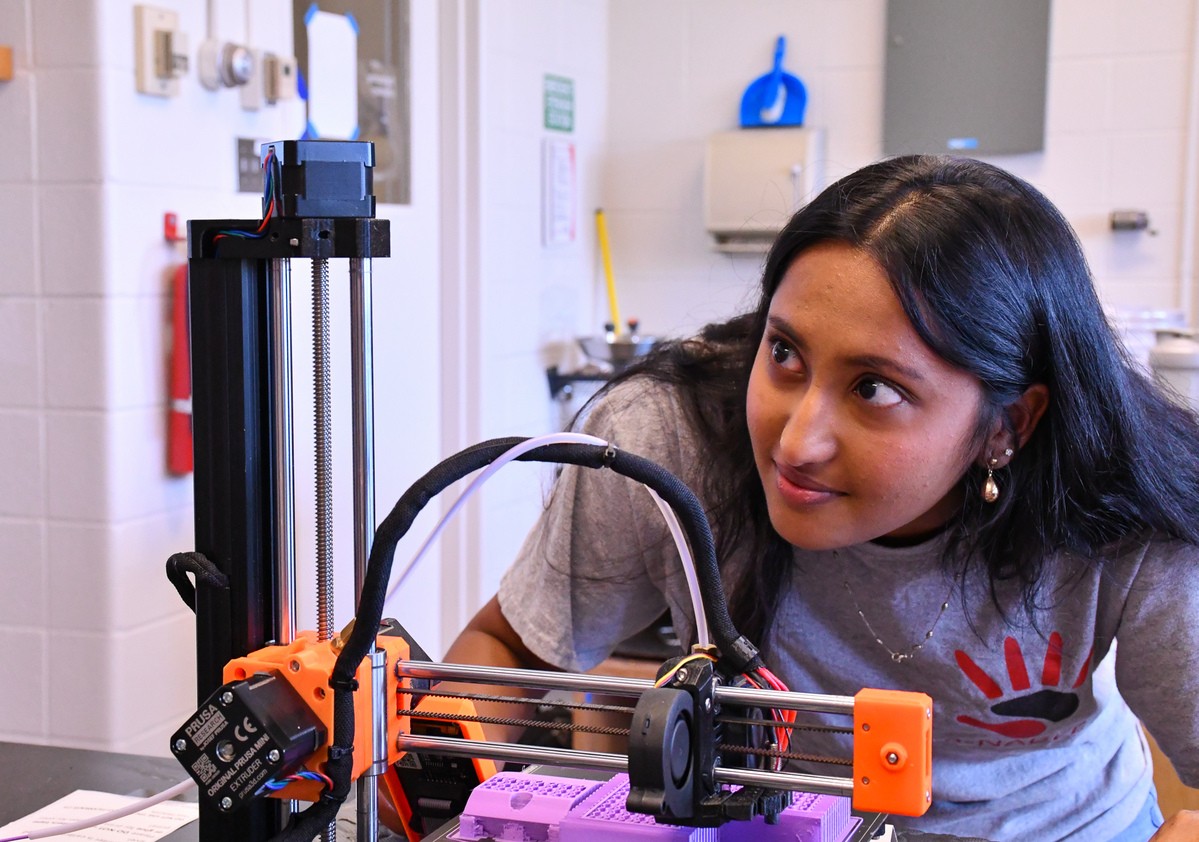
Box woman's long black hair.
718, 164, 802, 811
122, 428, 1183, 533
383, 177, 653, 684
609, 154, 1199, 646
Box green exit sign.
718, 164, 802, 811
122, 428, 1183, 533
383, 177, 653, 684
544, 74, 574, 132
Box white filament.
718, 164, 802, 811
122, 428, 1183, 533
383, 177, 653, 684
384, 432, 711, 649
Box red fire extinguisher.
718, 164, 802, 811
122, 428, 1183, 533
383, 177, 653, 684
165, 213, 193, 475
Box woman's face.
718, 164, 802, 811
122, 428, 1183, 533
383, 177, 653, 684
746, 241, 986, 549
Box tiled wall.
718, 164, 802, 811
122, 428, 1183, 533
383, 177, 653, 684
0, 0, 607, 756
0, 0, 310, 755
605, 0, 1199, 339
469, 0, 610, 603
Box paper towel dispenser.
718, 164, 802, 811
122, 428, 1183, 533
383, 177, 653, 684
703, 127, 826, 253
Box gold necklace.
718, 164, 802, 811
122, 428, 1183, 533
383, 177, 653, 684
840, 573, 952, 664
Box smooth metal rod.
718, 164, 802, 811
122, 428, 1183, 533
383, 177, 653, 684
396, 734, 628, 773
395, 735, 853, 797
397, 660, 653, 697
269, 258, 297, 645
397, 661, 857, 714
356, 647, 387, 842
714, 766, 854, 797
350, 257, 380, 842
715, 686, 855, 716
370, 648, 389, 774
349, 257, 376, 593
356, 760, 379, 840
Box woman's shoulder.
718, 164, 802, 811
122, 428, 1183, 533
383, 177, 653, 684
578, 375, 709, 480
1126, 534, 1199, 580
580, 375, 695, 435
1074, 534, 1199, 596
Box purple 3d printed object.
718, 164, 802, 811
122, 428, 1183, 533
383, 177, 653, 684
719, 790, 861, 842
560, 774, 718, 841
450, 770, 861, 842
450, 771, 602, 841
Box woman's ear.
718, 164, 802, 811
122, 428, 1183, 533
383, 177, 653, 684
984, 383, 1050, 465
1010, 383, 1050, 447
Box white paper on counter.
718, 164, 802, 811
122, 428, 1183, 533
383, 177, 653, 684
0, 788, 198, 840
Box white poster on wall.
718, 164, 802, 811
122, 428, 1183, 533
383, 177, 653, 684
305, 7, 360, 139
542, 138, 577, 247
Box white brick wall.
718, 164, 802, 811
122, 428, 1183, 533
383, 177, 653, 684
470, 0, 610, 602
605, 0, 1199, 338
0, 0, 312, 755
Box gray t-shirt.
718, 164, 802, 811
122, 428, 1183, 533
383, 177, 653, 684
498, 379, 1199, 841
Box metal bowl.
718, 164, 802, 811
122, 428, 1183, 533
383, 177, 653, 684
578, 334, 658, 370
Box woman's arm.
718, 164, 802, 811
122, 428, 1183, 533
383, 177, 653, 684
1152, 812, 1199, 840
438, 594, 560, 744
379, 596, 560, 834
444, 593, 558, 672
1115, 542, 1199, 788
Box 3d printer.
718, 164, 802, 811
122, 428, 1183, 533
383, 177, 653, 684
165, 139, 932, 842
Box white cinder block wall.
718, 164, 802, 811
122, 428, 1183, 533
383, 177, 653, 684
0, 0, 339, 756
604, 0, 1199, 339
0, 0, 608, 755
467, 0, 610, 606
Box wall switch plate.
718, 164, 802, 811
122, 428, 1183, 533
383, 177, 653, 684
134, 4, 184, 97
155, 28, 188, 80
263, 53, 298, 103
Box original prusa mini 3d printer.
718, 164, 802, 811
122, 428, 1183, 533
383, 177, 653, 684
165, 139, 933, 842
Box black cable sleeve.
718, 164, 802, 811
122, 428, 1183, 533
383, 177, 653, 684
270, 438, 533, 841
283, 436, 762, 838
271, 682, 356, 841
164, 551, 229, 613
602, 446, 762, 675
344, 437, 759, 687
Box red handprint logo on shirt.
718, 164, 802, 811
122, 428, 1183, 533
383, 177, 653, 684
954, 633, 1093, 738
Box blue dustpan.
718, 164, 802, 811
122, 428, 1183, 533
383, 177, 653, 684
739, 35, 807, 128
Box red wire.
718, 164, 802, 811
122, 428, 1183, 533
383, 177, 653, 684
742, 671, 792, 765
256, 197, 275, 231
213, 152, 275, 244
757, 666, 787, 691
761, 668, 798, 757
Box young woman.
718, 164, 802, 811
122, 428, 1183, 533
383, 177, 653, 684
445, 156, 1199, 841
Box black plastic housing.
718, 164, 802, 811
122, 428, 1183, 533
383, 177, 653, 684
627, 658, 719, 824
265, 139, 376, 219
171, 671, 324, 812
393, 718, 488, 836
625, 658, 786, 827
187, 216, 390, 261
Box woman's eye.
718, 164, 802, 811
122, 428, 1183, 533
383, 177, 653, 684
855, 378, 905, 408
768, 338, 801, 371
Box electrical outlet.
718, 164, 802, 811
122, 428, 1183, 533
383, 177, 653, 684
134, 4, 185, 97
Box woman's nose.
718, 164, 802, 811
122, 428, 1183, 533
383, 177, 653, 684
776, 386, 838, 465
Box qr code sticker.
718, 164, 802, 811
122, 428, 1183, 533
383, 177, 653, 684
192, 752, 219, 785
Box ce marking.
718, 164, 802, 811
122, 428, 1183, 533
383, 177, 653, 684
233, 717, 259, 742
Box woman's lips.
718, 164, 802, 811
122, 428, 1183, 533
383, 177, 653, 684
774, 462, 843, 506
